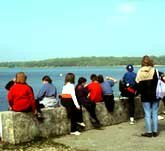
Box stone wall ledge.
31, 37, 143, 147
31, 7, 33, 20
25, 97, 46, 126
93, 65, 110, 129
0, 97, 164, 144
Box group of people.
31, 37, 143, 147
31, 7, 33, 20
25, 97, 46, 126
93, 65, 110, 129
5, 74, 58, 120
5, 71, 117, 135
5, 55, 165, 137
121, 55, 165, 137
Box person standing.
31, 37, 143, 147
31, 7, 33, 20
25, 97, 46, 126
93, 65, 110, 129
60, 73, 82, 135
136, 55, 159, 137
123, 64, 137, 125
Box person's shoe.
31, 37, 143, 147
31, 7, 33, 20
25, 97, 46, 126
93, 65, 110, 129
153, 132, 159, 137
158, 115, 164, 120
77, 122, 86, 127
94, 122, 103, 129
129, 121, 135, 125
141, 132, 152, 137
162, 110, 165, 114
129, 117, 135, 125
70, 131, 81, 136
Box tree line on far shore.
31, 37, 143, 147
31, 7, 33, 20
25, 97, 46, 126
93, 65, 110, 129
0, 56, 165, 68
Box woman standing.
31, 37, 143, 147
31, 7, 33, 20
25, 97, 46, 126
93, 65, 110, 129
60, 73, 82, 135
136, 55, 159, 137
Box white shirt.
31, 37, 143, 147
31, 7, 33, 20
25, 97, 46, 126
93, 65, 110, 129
62, 82, 80, 108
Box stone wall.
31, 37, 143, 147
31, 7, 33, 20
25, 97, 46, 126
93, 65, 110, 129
0, 97, 164, 144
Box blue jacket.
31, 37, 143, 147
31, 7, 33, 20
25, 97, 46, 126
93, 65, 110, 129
37, 83, 57, 100
101, 80, 114, 95
123, 71, 136, 86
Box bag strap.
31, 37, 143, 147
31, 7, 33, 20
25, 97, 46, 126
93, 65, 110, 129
156, 69, 160, 79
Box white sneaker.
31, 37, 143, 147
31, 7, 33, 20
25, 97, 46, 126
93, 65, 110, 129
129, 121, 135, 125
129, 117, 135, 125
119, 96, 128, 100
158, 115, 164, 120
77, 122, 86, 127
70, 131, 81, 136
162, 111, 165, 114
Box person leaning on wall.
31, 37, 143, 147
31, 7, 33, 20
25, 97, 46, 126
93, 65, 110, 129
59, 73, 83, 136
87, 74, 103, 128
122, 64, 137, 125
97, 74, 117, 113
75, 77, 100, 129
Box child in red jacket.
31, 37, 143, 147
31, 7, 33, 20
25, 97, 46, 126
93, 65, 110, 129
7, 72, 37, 115
87, 74, 102, 128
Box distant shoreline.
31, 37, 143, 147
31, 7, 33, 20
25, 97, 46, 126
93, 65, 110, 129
0, 65, 165, 69
0, 56, 165, 68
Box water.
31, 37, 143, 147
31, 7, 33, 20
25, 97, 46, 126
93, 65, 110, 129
0, 66, 165, 111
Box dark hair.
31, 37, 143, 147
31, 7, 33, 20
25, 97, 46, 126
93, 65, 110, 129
126, 64, 134, 72
90, 74, 97, 81
78, 77, 87, 85
65, 73, 75, 84
141, 55, 154, 67
97, 74, 104, 83
42, 75, 52, 83
5, 80, 15, 91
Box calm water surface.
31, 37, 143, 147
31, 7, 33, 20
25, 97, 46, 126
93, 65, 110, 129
0, 66, 165, 111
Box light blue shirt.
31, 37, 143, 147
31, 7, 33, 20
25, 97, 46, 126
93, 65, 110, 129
101, 80, 114, 95
37, 83, 57, 100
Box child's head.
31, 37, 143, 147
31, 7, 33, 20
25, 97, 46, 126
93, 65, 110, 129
16, 72, 27, 84
97, 74, 104, 83
42, 75, 52, 84
65, 73, 75, 84
90, 74, 97, 81
78, 77, 87, 85
126, 64, 134, 72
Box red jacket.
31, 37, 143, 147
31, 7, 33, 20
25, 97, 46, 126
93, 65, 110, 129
87, 81, 103, 103
8, 83, 36, 113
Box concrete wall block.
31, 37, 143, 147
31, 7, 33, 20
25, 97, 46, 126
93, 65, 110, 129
0, 97, 164, 144
1, 112, 15, 144
13, 112, 40, 144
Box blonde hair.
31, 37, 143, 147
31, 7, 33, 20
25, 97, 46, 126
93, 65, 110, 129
16, 72, 27, 84
141, 55, 154, 67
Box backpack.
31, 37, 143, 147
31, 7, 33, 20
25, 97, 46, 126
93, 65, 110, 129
119, 79, 136, 97
156, 69, 165, 99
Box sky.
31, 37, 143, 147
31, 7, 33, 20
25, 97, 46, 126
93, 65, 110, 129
0, 0, 165, 62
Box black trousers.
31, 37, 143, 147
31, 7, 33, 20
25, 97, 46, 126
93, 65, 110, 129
82, 100, 100, 126
128, 96, 135, 118
61, 98, 80, 132
35, 99, 44, 113
103, 95, 115, 112
76, 98, 101, 127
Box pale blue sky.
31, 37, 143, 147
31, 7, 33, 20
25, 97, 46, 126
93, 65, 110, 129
0, 0, 165, 62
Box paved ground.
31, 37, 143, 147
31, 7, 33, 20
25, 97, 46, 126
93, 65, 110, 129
53, 115, 165, 151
